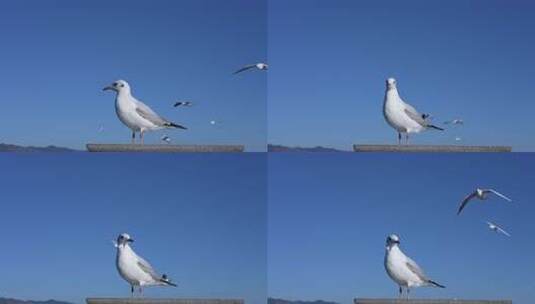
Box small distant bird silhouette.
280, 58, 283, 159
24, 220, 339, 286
382, 78, 444, 144
174, 101, 193, 107
234, 63, 268, 74
161, 135, 171, 144
457, 188, 512, 215
444, 119, 464, 125
114, 233, 177, 296
484, 221, 511, 237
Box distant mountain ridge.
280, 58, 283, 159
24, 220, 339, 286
268, 144, 346, 152
268, 298, 340, 304
0, 143, 78, 152
0, 298, 74, 304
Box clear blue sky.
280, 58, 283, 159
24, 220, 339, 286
268, 0, 535, 151
0, 154, 266, 304
268, 153, 535, 304
0, 0, 266, 151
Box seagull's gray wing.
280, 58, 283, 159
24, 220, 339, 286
136, 256, 161, 281
403, 104, 427, 127
405, 258, 428, 281
135, 100, 168, 127
457, 191, 478, 215
233, 64, 256, 74
485, 189, 512, 202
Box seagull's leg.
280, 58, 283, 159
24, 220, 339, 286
131, 131, 136, 144
131, 285, 134, 297
398, 133, 401, 145
398, 286, 402, 298
405, 133, 410, 145
139, 286, 143, 298
140, 130, 145, 145
407, 287, 410, 299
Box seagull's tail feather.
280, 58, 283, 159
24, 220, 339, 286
427, 124, 444, 131
428, 280, 445, 288
160, 274, 177, 287
165, 122, 188, 130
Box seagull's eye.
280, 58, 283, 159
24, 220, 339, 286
120, 84, 125, 87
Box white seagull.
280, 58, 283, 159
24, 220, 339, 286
114, 233, 177, 296
484, 221, 511, 237
457, 188, 512, 215
233, 63, 268, 74
103, 80, 187, 144
383, 78, 444, 144
384, 234, 445, 299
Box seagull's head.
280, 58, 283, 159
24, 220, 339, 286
116, 233, 134, 246
386, 234, 400, 247
103, 80, 130, 94
386, 78, 397, 90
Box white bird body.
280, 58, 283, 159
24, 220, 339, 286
385, 246, 426, 288
383, 88, 425, 134
104, 80, 187, 144
384, 234, 444, 298
116, 244, 159, 287
115, 90, 158, 132
382, 78, 443, 144
114, 233, 177, 295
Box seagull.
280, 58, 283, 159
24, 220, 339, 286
484, 221, 511, 237
161, 135, 171, 144
457, 188, 512, 215
233, 63, 268, 74
173, 101, 193, 107
103, 80, 187, 144
383, 78, 444, 144
114, 233, 177, 296
444, 119, 464, 125
384, 234, 445, 299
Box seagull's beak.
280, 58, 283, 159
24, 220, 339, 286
127, 239, 134, 243
103, 85, 113, 91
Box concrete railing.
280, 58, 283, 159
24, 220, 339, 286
353, 144, 512, 153
86, 144, 245, 153
354, 298, 512, 304
87, 298, 244, 304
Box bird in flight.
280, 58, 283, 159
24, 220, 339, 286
233, 63, 268, 74
161, 135, 171, 144
174, 101, 193, 107
457, 188, 512, 215
484, 221, 511, 237
444, 119, 464, 125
